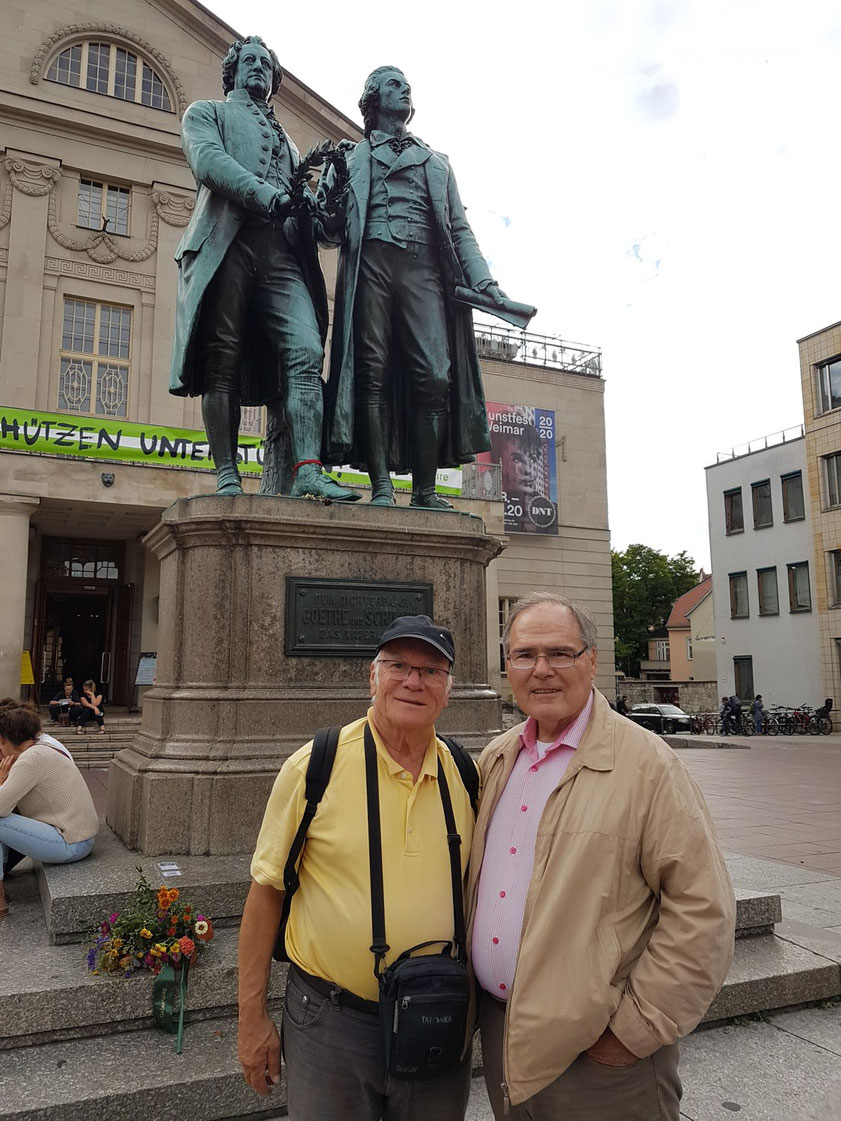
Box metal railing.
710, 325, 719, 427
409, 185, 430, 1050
473, 321, 602, 378
715, 425, 804, 463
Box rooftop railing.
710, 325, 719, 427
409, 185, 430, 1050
473, 320, 602, 378
715, 424, 805, 463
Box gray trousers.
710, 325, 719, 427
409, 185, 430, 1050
282, 968, 472, 1121
479, 992, 682, 1121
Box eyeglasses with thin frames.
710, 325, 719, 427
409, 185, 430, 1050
506, 646, 589, 671
376, 658, 451, 683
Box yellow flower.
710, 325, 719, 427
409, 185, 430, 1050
139, 928, 152, 939
170, 939, 182, 954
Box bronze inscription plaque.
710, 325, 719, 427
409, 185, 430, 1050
286, 578, 433, 657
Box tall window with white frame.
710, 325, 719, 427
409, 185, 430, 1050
756, 567, 779, 616
729, 571, 749, 618
77, 179, 131, 236
58, 298, 131, 418
724, 488, 744, 534
781, 471, 805, 522
45, 41, 173, 111
787, 562, 811, 613
816, 356, 841, 415
830, 551, 841, 608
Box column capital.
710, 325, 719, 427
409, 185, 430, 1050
0, 495, 40, 518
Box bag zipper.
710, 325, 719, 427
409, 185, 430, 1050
501, 1081, 510, 1115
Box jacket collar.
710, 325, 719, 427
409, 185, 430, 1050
489, 689, 615, 776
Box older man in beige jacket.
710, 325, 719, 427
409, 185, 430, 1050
468, 592, 735, 1120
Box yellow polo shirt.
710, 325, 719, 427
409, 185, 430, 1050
251, 712, 475, 1002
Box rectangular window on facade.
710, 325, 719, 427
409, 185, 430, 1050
757, 567, 779, 616
751, 480, 773, 528
817, 357, 841, 414
77, 179, 130, 236
787, 562, 811, 612
830, 551, 841, 607
58, 297, 130, 418
499, 597, 517, 674
686, 637, 693, 661
724, 488, 744, 534
733, 656, 754, 701
825, 454, 841, 509
781, 471, 805, 522
729, 572, 749, 618
655, 640, 669, 661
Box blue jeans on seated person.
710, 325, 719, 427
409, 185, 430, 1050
0, 813, 95, 879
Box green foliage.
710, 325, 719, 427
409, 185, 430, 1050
612, 545, 698, 677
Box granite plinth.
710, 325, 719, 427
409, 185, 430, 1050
734, 888, 782, 937
107, 495, 504, 855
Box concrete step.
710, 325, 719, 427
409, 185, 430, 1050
735, 888, 782, 937
0, 873, 285, 1050
0, 1013, 284, 1121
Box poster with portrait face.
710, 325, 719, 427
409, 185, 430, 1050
480, 403, 558, 534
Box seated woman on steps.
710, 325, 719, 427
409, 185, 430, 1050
0, 700, 98, 918
76, 679, 105, 735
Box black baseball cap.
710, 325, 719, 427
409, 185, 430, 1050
376, 615, 455, 665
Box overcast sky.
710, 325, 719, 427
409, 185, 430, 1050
207, 0, 841, 570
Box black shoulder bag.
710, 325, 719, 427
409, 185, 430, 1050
364, 724, 471, 1081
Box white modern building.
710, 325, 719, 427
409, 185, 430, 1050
706, 429, 821, 705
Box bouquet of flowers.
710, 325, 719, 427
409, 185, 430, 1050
86, 870, 214, 977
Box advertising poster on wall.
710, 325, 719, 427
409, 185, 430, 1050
480, 403, 558, 534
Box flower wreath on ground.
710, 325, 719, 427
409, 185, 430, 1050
86, 869, 214, 977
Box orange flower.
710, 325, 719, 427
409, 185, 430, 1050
167, 926, 176, 936
180, 936, 196, 958
167, 888, 180, 904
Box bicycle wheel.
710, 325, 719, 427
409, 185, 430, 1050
704, 715, 715, 734
820, 716, 833, 735
809, 715, 820, 735
797, 715, 809, 735
766, 716, 779, 736
715, 718, 725, 736
743, 717, 754, 736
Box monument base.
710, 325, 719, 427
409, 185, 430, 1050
107, 495, 504, 855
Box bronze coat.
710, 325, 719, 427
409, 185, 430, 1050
321, 138, 493, 470
169, 89, 328, 405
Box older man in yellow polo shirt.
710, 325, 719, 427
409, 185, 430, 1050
237, 614, 476, 1121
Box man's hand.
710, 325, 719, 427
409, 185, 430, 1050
237, 1008, 281, 1095
584, 1027, 640, 1068
270, 190, 292, 221
0, 755, 13, 785
485, 282, 509, 306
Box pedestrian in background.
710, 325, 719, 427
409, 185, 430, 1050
752, 695, 764, 735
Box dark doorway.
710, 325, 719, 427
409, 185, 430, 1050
42, 591, 109, 700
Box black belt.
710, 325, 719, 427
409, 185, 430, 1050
290, 965, 379, 1016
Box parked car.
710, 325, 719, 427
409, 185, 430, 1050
627, 703, 692, 735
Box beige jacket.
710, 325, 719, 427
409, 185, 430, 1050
467, 690, 735, 1106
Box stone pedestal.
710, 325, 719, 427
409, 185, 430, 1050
107, 495, 504, 855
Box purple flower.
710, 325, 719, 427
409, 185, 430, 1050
109, 912, 118, 923
86, 947, 97, 970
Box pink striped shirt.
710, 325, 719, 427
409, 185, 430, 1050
471, 692, 594, 999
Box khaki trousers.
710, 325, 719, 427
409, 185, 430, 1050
479, 993, 682, 1121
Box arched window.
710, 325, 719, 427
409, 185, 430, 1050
45, 40, 173, 111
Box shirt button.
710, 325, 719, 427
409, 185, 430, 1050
499, 983, 507, 991
262, 130, 270, 138
521, 805, 528, 812
408, 825, 414, 833
492, 937, 499, 944
510, 847, 517, 854
531, 764, 539, 772
400, 771, 409, 779
262, 144, 269, 152
499, 890, 506, 898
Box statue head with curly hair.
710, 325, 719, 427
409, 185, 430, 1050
359, 66, 414, 139
222, 36, 283, 100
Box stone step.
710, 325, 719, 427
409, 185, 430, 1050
735, 888, 782, 937
0, 875, 284, 1050
702, 925, 841, 1022
0, 1013, 284, 1121
40, 826, 252, 944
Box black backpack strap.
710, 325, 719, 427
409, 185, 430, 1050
437, 761, 467, 966
273, 725, 340, 961
440, 734, 479, 816
364, 723, 390, 979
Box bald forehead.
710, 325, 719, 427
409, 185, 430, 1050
509, 603, 584, 645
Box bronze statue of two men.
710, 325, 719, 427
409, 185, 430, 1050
171, 38, 528, 508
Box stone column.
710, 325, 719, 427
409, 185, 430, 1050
108, 497, 504, 856
0, 496, 39, 699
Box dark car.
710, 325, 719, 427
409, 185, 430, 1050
627, 703, 692, 735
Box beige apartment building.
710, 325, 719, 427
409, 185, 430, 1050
0, 0, 613, 708
798, 320, 841, 703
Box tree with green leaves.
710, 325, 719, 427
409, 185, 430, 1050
612, 545, 698, 677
